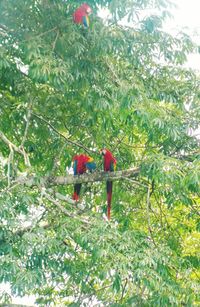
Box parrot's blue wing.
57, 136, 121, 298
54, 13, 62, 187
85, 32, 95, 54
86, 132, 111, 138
73, 160, 78, 175
82, 15, 89, 28
86, 162, 96, 172
110, 162, 114, 172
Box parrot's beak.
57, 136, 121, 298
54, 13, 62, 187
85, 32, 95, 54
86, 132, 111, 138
86, 8, 92, 15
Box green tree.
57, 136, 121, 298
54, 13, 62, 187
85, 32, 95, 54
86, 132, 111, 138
0, 0, 199, 305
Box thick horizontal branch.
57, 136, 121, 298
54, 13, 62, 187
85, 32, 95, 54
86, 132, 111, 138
54, 168, 140, 185
16, 168, 140, 187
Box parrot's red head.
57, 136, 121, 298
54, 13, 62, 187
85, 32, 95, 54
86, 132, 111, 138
100, 149, 117, 164
81, 3, 92, 15
100, 148, 107, 156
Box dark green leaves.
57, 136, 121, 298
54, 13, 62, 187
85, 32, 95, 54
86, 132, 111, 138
0, 0, 199, 305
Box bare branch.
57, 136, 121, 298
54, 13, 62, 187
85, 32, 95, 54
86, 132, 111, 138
42, 191, 74, 218
7, 145, 14, 187
47, 188, 75, 205
0, 131, 24, 154
52, 30, 59, 51
36, 27, 58, 38
42, 191, 91, 225
120, 278, 128, 303
20, 102, 33, 147
51, 143, 66, 174
0, 130, 30, 166
124, 177, 147, 188
55, 168, 140, 185
14, 167, 139, 188
146, 185, 157, 247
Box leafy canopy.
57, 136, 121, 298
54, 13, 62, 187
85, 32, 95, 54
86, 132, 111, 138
0, 0, 199, 305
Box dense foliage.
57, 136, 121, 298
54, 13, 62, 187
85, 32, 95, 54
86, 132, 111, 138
0, 0, 199, 305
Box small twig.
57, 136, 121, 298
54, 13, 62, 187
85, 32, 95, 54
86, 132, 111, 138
36, 27, 58, 38
52, 30, 59, 51
105, 59, 121, 87
0, 182, 21, 194
31, 112, 96, 154
51, 143, 66, 174
7, 145, 14, 187
77, 272, 91, 303
113, 135, 126, 151
124, 177, 147, 188
20, 102, 33, 148
84, 277, 128, 302
21, 146, 31, 167
146, 185, 157, 246
120, 278, 128, 303
146, 186, 151, 229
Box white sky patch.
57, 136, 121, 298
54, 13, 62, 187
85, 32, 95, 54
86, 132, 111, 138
0, 283, 35, 306
164, 0, 200, 70
167, 0, 200, 30
98, 7, 110, 20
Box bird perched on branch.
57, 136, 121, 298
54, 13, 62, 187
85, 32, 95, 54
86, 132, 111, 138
72, 154, 96, 201
100, 149, 117, 220
73, 3, 92, 28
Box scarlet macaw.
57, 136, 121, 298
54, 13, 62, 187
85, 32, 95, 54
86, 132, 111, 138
73, 3, 92, 28
72, 154, 96, 201
100, 149, 117, 220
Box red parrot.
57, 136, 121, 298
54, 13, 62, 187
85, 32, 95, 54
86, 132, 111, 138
72, 154, 96, 201
100, 149, 117, 220
73, 3, 92, 28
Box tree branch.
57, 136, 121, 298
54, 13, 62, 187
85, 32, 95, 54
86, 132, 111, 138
20, 102, 33, 147
42, 191, 75, 218
0, 131, 24, 154
15, 167, 140, 187
146, 185, 157, 247
7, 145, 14, 187
0, 130, 30, 166
31, 112, 96, 154
120, 278, 128, 303
52, 30, 59, 51
47, 188, 75, 205
41, 190, 92, 225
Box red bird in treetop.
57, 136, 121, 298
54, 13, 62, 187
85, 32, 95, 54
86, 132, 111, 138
73, 3, 92, 28
72, 154, 96, 201
100, 149, 117, 220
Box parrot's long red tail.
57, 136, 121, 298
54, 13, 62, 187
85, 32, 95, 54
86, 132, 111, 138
73, 183, 82, 201
106, 181, 112, 220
